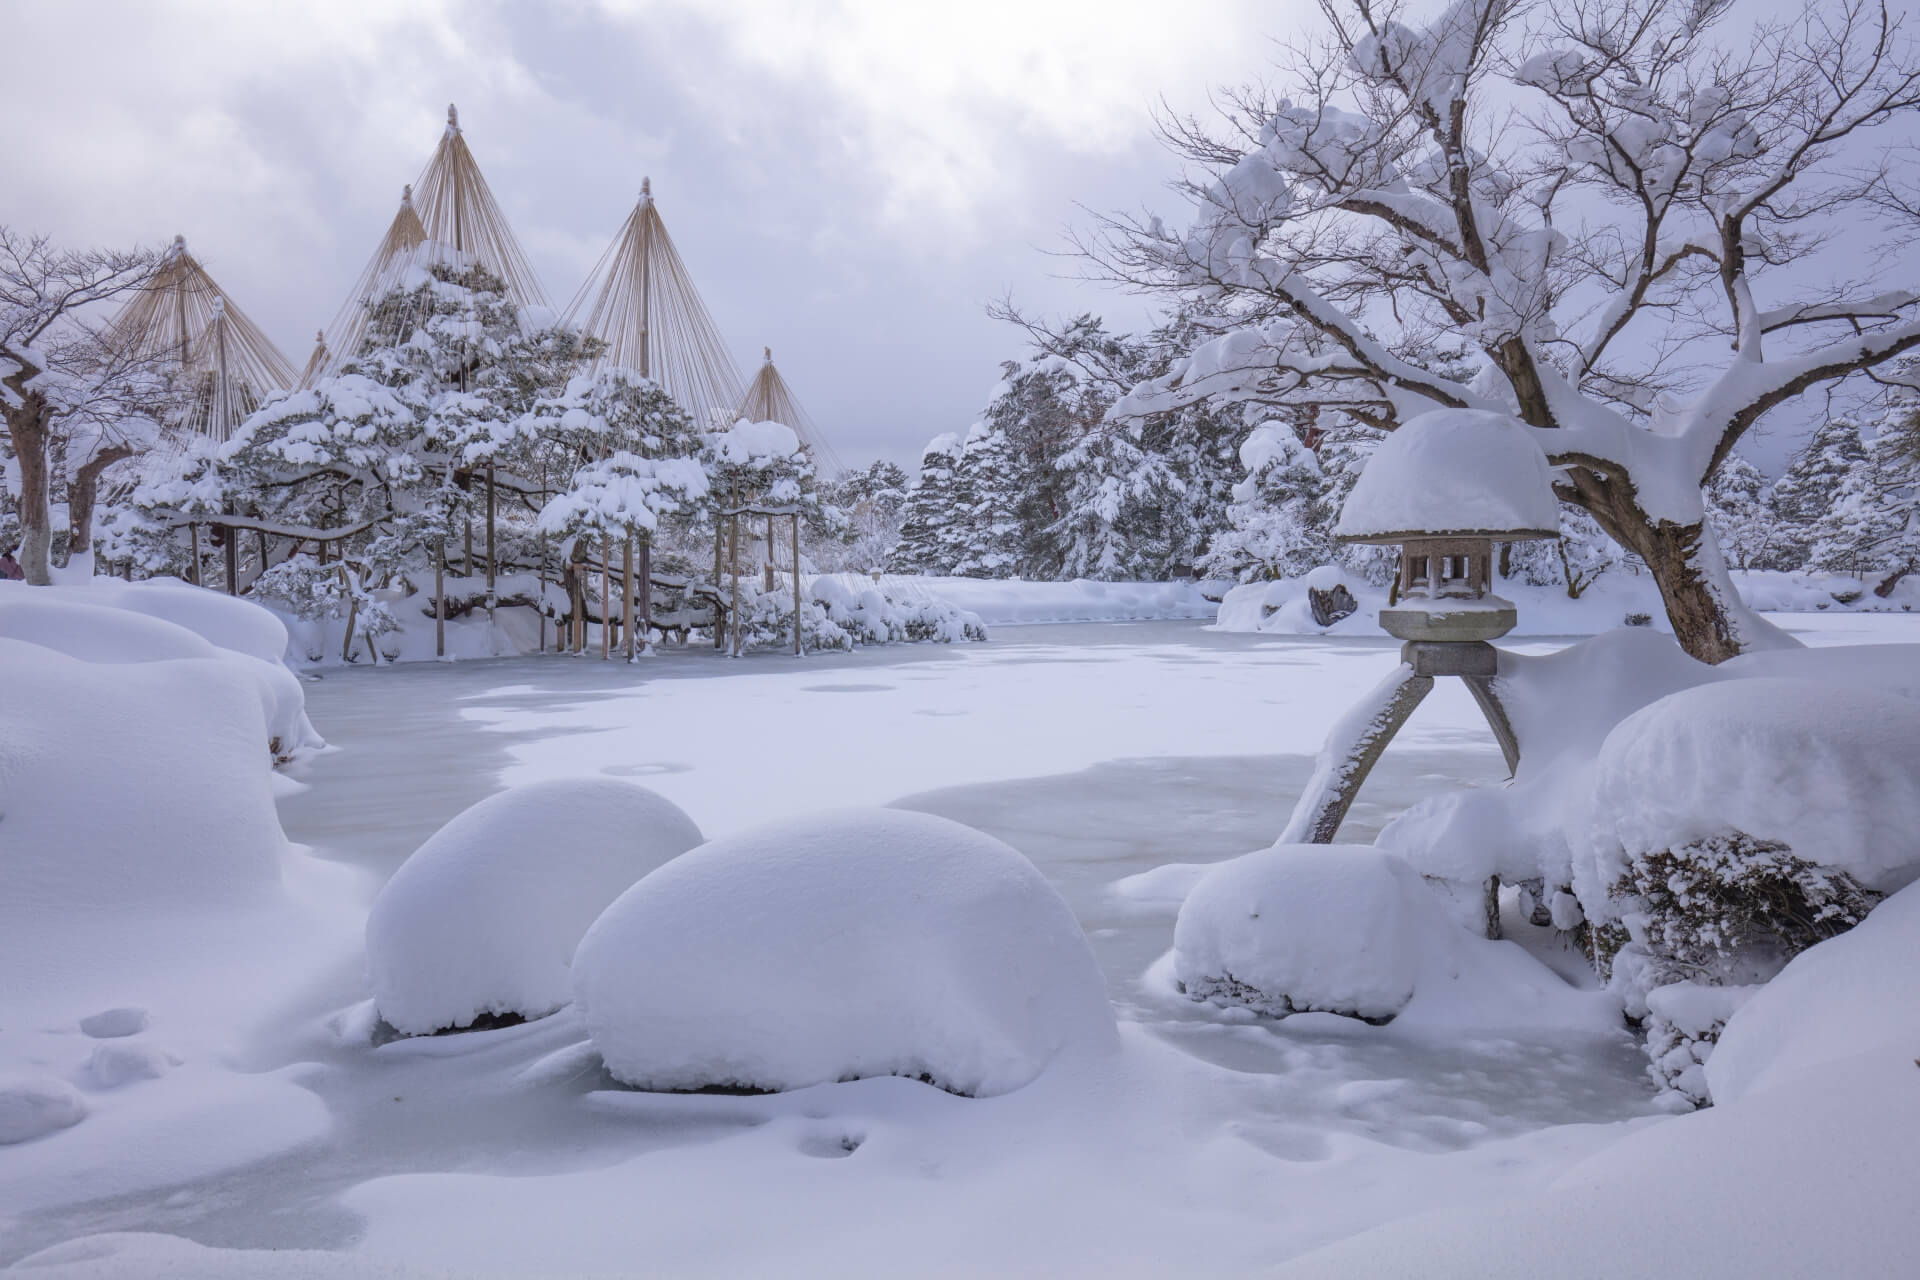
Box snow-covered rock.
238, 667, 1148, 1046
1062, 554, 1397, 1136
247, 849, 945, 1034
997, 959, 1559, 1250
366, 779, 704, 1036
78, 1007, 149, 1039
1173, 845, 1425, 1021
1575, 676, 1920, 906
572, 808, 1117, 1096
0, 639, 289, 913
0, 1075, 88, 1144
1706, 878, 1920, 1106
82, 1042, 176, 1090
0, 582, 323, 760
1334, 408, 1560, 541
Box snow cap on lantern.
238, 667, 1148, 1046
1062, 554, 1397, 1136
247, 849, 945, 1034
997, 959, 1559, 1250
1336, 408, 1558, 642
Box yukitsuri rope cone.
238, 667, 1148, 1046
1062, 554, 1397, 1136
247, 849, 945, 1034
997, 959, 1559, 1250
315, 104, 548, 381
296, 330, 329, 390
564, 178, 746, 431
101, 236, 298, 441
737, 345, 840, 471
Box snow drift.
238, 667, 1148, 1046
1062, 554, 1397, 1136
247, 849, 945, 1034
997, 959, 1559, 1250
366, 779, 705, 1036
572, 808, 1117, 1096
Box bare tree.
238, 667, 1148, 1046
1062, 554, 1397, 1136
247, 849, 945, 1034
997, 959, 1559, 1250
1090, 0, 1920, 662
2, 228, 165, 583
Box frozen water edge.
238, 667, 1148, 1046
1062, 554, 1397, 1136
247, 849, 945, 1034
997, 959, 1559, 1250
10, 617, 1915, 1275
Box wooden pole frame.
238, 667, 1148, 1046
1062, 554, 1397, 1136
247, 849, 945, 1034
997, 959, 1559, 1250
600, 538, 612, 661
729, 512, 742, 658
622, 535, 636, 662
791, 511, 802, 657
638, 537, 652, 650
434, 536, 446, 658
188, 523, 201, 586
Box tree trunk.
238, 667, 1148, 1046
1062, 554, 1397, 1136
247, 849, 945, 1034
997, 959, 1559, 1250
65, 444, 135, 580
1631, 519, 1777, 666
6, 398, 53, 584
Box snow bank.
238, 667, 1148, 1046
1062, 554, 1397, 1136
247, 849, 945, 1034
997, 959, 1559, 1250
573, 809, 1117, 1096
1334, 408, 1559, 540
366, 779, 704, 1035
1174, 845, 1424, 1021
890, 575, 1220, 625
0, 639, 289, 913
1706, 878, 1920, 1105
0, 1075, 88, 1145
0, 582, 322, 760
1575, 677, 1920, 905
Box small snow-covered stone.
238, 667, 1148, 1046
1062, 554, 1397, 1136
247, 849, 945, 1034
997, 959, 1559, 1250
573, 808, 1117, 1097
79, 1006, 149, 1039
0, 1075, 88, 1144
83, 1042, 177, 1090
1173, 845, 1426, 1023
367, 778, 704, 1036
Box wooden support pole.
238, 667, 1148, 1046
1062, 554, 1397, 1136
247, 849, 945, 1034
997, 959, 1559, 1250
223, 525, 237, 595
623, 535, 636, 663
256, 528, 268, 584
729, 513, 742, 658
638, 538, 652, 647
485, 463, 497, 627
792, 511, 802, 657
464, 517, 473, 576
188, 523, 201, 586
601, 538, 612, 661
435, 537, 446, 658
712, 519, 725, 649
339, 564, 359, 663
764, 513, 776, 592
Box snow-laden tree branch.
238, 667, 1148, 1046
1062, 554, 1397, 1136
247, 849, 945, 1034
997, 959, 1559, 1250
1090, 0, 1920, 661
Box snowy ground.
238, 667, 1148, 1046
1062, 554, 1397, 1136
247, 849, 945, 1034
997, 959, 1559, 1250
5, 614, 1916, 1276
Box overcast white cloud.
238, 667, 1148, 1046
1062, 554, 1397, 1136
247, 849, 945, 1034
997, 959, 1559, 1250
0, 0, 1286, 466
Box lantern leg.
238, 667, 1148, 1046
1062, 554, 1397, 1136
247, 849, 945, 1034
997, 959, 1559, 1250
1462, 675, 1521, 775
1277, 662, 1434, 845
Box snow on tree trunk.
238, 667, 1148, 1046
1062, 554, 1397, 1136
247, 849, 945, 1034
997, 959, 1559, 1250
8, 400, 52, 585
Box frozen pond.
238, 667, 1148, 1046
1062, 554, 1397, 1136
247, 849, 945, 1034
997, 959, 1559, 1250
13, 615, 1910, 1274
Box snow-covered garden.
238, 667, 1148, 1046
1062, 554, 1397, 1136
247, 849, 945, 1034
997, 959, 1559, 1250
8, 0, 1920, 1275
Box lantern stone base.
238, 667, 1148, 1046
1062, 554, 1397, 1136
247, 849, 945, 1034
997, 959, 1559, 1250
1400, 639, 1497, 678
1379, 595, 1517, 643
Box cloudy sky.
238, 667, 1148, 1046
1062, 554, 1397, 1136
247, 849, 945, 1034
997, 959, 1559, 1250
2, 0, 1283, 467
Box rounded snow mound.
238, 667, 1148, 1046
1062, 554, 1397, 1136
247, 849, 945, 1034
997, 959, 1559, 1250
572, 808, 1117, 1096
0, 1075, 88, 1145
1576, 677, 1920, 903
366, 778, 705, 1036
1334, 408, 1559, 542
1174, 845, 1427, 1022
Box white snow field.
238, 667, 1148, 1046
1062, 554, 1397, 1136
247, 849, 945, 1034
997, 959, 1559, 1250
3, 608, 1918, 1277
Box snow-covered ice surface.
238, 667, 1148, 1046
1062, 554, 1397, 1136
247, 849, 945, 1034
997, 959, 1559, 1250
6, 614, 1918, 1276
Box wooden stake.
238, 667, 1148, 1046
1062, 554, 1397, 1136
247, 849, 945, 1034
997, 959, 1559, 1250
188, 523, 201, 586
623, 535, 636, 662
434, 537, 446, 658
729, 513, 741, 658
339, 564, 359, 663
764, 513, 776, 592
485, 462, 497, 627
792, 511, 802, 657
223, 522, 237, 595
712, 519, 725, 649
601, 539, 612, 660
638, 538, 652, 647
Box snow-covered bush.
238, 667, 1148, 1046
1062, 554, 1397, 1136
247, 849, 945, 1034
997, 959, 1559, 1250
1173, 845, 1429, 1023
0, 1076, 88, 1145
572, 809, 1116, 1097
365, 778, 704, 1036
1641, 980, 1759, 1105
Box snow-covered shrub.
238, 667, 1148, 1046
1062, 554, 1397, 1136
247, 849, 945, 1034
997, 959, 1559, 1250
1173, 845, 1430, 1023
365, 779, 704, 1036
572, 809, 1116, 1097
1641, 980, 1760, 1106
721, 576, 986, 652
0, 1076, 88, 1145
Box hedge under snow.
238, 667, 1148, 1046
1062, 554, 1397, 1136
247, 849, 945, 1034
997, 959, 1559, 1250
572, 808, 1118, 1096
366, 779, 705, 1036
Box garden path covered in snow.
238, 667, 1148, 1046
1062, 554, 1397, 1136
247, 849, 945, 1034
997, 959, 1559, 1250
7, 616, 1916, 1276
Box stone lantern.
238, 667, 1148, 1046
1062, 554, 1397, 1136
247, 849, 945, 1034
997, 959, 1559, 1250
1281, 409, 1559, 854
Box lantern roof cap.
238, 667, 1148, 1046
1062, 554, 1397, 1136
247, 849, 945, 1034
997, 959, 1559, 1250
1335, 408, 1560, 545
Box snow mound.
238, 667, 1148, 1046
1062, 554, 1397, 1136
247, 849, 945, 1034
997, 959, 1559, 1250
717, 418, 800, 462
1575, 677, 1920, 904
79, 1007, 149, 1039
1706, 879, 1920, 1106
83, 1042, 176, 1090
0, 1075, 88, 1144
572, 808, 1117, 1096
0, 639, 288, 913
366, 779, 705, 1036
0, 583, 323, 760
1334, 408, 1559, 541
1173, 845, 1423, 1021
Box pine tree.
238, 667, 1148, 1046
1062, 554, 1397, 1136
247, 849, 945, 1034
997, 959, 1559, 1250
888, 433, 963, 574
1704, 452, 1776, 571
1769, 417, 1871, 570
950, 424, 1023, 578
1199, 420, 1329, 582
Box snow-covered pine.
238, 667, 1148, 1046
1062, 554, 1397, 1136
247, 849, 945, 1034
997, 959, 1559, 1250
1200, 419, 1330, 582
815, 459, 909, 573
888, 433, 963, 575
1703, 452, 1776, 573
1769, 417, 1871, 572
